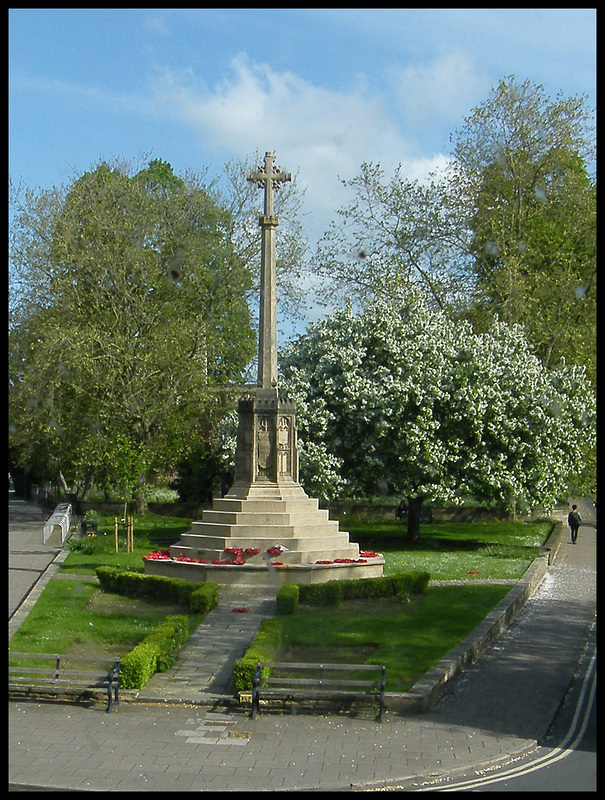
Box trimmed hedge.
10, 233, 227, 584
232, 617, 284, 693
120, 614, 189, 689
95, 567, 219, 614
94, 568, 220, 690
295, 571, 431, 608
276, 583, 299, 615
190, 583, 219, 614
234, 572, 432, 692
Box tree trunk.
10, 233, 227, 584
134, 491, 148, 515
406, 495, 425, 542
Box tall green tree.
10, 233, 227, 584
453, 77, 596, 381
280, 297, 595, 540
9, 158, 256, 509
315, 161, 473, 315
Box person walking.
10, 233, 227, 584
567, 503, 582, 544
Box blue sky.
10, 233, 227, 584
9, 8, 596, 305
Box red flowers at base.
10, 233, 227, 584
142, 550, 171, 561
177, 555, 208, 563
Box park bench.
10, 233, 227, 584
9, 653, 121, 712
251, 661, 386, 721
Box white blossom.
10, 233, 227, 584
279, 293, 595, 510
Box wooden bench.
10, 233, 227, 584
251, 661, 386, 721
9, 653, 121, 712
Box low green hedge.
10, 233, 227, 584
293, 571, 431, 608
120, 614, 189, 689
232, 617, 284, 694
276, 583, 299, 615
95, 567, 219, 614
236, 572, 432, 693
94, 569, 220, 690
190, 583, 219, 614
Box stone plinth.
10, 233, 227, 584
144, 481, 384, 592
144, 557, 385, 593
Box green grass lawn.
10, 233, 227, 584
275, 584, 511, 692
9, 578, 204, 663
58, 513, 191, 575
344, 518, 551, 580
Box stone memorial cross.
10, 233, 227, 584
248, 151, 291, 389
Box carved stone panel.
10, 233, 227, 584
256, 415, 274, 478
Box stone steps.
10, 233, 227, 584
188, 521, 342, 539
145, 479, 382, 587
171, 544, 361, 565
179, 530, 355, 552
201, 509, 331, 525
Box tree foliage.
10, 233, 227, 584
315, 162, 474, 315
9, 158, 256, 506
453, 77, 596, 380
314, 77, 596, 384
279, 297, 595, 539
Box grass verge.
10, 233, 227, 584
345, 518, 552, 580
9, 578, 204, 661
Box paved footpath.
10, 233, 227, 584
8, 496, 596, 792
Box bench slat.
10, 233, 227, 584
258, 661, 383, 671
253, 687, 380, 698
9, 677, 111, 687
8, 653, 121, 713
262, 677, 379, 688
10, 653, 121, 662
252, 660, 386, 721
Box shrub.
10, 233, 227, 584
231, 572, 432, 692
296, 572, 431, 606
276, 584, 299, 615
408, 570, 431, 595
232, 618, 284, 693
120, 642, 158, 689
190, 583, 219, 614
94, 566, 219, 611
297, 583, 328, 605
144, 614, 189, 672
322, 580, 343, 606
119, 614, 189, 688
64, 535, 105, 555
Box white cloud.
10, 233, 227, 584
151, 54, 447, 245
387, 49, 490, 131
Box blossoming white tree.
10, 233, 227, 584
279, 295, 595, 540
